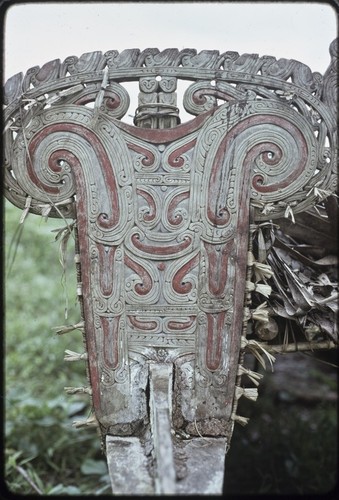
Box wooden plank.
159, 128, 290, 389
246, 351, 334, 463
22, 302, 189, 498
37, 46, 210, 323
149, 363, 176, 494
106, 436, 154, 494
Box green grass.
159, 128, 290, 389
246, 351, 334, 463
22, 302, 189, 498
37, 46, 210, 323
4, 202, 111, 495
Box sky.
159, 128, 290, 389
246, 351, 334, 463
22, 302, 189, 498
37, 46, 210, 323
3, 1, 337, 82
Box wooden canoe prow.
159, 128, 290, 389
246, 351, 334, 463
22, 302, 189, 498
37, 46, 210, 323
4, 40, 337, 494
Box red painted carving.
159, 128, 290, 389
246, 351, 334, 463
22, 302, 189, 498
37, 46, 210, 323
168, 139, 196, 168
101, 316, 120, 370
127, 142, 155, 166
172, 253, 200, 294
167, 191, 190, 226
97, 245, 116, 297
124, 254, 153, 295
206, 312, 226, 371
131, 232, 192, 256
204, 241, 234, 297
136, 189, 157, 222
3, 43, 337, 472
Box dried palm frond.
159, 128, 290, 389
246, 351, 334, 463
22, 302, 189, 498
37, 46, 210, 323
64, 386, 92, 395
249, 195, 338, 347
231, 413, 249, 426
248, 251, 274, 281
6, 196, 32, 277
237, 365, 263, 386
234, 386, 258, 402
52, 321, 84, 335
246, 281, 272, 298
72, 415, 98, 429
251, 302, 271, 323
51, 222, 76, 319
64, 349, 88, 361
241, 337, 276, 371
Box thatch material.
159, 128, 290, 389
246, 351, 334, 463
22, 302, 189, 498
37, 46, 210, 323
52, 321, 85, 335
72, 415, 99, 429
249, 196, 338, 349
64, 349, 88, 361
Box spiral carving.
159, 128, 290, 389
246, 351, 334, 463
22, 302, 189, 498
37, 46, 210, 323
163, 137, 196, 173
183, 81, 218, 115
3, 42, 337, 429
70, 82, 130, 120
124, 252, 160, 304
136, 188, 158, 224
14, 128, 76, 202
8, 106, 135, 247
195, 99, 322, 225
126, 141, 160, 172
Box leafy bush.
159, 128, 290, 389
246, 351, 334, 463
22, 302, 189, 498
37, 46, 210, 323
5, 202, 111, 495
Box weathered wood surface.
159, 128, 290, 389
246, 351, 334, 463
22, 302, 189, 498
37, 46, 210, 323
3, 40, 337, 494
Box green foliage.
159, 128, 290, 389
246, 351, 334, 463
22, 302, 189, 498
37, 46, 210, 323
5, 202, 111, 495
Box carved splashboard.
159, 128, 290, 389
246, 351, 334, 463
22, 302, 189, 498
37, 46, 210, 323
4, 42, 337, 443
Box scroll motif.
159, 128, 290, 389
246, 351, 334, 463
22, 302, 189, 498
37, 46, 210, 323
3, 41, 337, 432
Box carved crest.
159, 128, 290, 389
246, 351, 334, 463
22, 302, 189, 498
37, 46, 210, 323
4, 40, 337, 494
